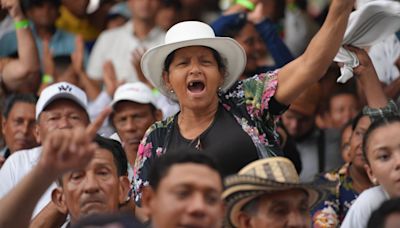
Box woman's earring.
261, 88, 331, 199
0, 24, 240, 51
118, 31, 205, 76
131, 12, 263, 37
170, 89, 174, 93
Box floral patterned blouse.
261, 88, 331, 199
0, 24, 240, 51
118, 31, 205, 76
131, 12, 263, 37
132, 70, 287, 203
312, 163, 360, 228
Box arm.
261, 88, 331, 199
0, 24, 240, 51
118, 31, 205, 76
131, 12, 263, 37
0, 108, 110, 228
349, 46, 388, 109
1, 0, 40, 93
275, 0, 354, 106
71, 36, 101, 101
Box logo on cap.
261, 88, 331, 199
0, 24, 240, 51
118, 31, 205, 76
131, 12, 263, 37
58, 85, 72, 92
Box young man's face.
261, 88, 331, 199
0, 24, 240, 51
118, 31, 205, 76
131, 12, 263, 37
56, 149, 129, 223
238, 189, 310, 228
329, 94, 359, 129
281, 110, 315, 139
27, 1, 59, 28
2, 102, 38, 153
145, 163, 224, 228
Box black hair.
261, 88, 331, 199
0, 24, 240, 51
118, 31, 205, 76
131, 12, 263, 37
94, 135, 128, 176
148, 149, 222, 190
57, 135, 128, 187
327, 87, 358, 112
21, 0, 61, 11
367, 198, 400, 228
2, 93, 38, 118
362, 116, 400, 163
163, 47, 227, 75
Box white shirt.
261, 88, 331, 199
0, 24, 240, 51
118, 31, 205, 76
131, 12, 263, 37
87, 21, 165, 82
0, 147, 56, 218
341, 185, 389, 228
369, 34, 400, 85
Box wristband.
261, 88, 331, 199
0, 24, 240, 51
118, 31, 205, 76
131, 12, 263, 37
236, 0, 256, 11
42, 74, 54, 84
14, 20, 29, 30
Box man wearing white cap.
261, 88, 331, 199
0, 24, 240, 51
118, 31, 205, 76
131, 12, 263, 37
110, 82, 162, 178
0, 82, 92, 218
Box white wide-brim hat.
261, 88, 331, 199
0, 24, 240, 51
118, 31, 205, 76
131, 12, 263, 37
141, 21, 246, 100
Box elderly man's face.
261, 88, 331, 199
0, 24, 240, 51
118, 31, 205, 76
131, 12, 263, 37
237, 189, 310, 228
2, 101, 38, 153
55, 149, 129, 223
112, 101, 160, 163
37, 99, 90, 143
144, 163, 224, 228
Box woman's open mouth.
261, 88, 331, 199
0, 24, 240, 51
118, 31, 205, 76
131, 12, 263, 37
187, 80, 205, 94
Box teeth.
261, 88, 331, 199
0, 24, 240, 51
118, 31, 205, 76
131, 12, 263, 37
189, 82, 194, 86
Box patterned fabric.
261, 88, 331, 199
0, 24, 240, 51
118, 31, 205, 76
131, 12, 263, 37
311, 163, 359, 228
132, 71, 286, 204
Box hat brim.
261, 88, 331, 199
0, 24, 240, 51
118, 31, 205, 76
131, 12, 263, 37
141, 37, 246, 100
36, 93, 88, 119
222, 175, 328, 228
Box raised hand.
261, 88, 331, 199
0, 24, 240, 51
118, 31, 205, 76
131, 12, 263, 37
71, 35, 85, 75
37, 107, 112, 177
103, 60, 122, 97
42, 39, 55, 78
1, 0, 25, 20
344, 45, 376, 78
132, 47, 153, 87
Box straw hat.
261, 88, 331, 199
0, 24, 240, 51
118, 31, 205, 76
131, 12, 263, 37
140, 21, 246, 100
223, 157, 327, 228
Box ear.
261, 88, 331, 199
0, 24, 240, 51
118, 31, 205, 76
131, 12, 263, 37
141, 186, 155, 216
34, 124, 41, 144
162, 71, 172, 91
51, 187, 69, 214
118, 176, 131, 204
237, 211, 253, 228
364, 163, 378, 185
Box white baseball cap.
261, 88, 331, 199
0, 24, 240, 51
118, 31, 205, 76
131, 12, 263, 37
110, 82, 158, 108
36, 82, 88, 120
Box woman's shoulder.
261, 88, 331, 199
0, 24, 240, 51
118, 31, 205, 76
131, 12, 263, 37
144, 116, 175, 137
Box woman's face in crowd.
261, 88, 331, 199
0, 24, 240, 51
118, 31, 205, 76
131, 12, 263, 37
349, 116, 371, 169
163, 46, 224, 110
341, 124, 353, 163
365, 122, 400, 198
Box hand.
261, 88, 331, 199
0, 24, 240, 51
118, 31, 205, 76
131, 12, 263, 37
71, 36, 85, 75
103, 61, 123, 97
344, 45, 376, 78
1, 0, 25, 20
132, 47, 152, 87
38, 107, 112, 177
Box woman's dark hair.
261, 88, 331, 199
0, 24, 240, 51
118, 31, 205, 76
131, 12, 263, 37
148, 149, 222, 191
163, 46, 227, 74
362, 116, 400, 163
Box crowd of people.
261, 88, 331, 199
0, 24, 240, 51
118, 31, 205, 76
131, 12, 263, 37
0, 0, 399, 227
